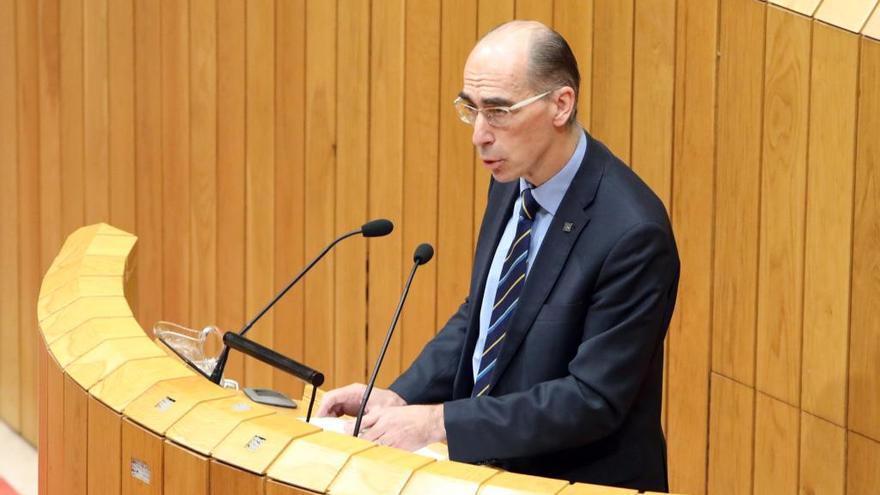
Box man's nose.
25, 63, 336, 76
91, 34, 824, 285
471, 114, 494, 147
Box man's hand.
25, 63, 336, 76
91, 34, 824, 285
316, 383, 406, 418
354, 404, 447, 451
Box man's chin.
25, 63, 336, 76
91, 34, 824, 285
490, 169, 518, 183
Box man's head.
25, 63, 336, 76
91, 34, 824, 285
457, 21, 581, 185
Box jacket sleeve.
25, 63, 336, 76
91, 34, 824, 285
443, 222, 679, 462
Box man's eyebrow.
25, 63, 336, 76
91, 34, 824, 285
457, 92, 514, 108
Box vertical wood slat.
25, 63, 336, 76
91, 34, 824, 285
62, 377, 87, 495
665, 0, 717, 493
108, 0, 135, 233
849, 37, 880, 443
121, 418, 163, 495
756, 5, 811, 406
515, 0, 553, 25
274, 0, 306, 398
707, 373, 754, 495
712, 0, 765, 387
83, 0, 109, 224
800, 412, 846, 495
553, 0, 593, 128
590, 0, 634, 162
753, 392, 799, 494
846, 432, 880, 495
164, 441, 209, 495
368, 0, 406, 387
334, 0, 369, 387
0, 0, 21, 432
37, 0, 62, 272
45, 355, 64, 494
87, 398, 121, 494
402, 0, 442, 369
244, 0, 276, 388
59, 0, 85, 236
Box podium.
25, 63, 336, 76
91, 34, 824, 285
37, 224, 657, 495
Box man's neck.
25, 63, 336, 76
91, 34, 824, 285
525, 125, 582, 187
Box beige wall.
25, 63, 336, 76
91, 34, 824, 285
1, 0, 879, 493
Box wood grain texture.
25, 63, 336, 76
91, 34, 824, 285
108, 0, 136, 233
62, 376, 88, 495
37, 0, 62, 272
850, 37, 880, 442
768, 0, 822, 17
515, 0, 553, 25
753, 392, 799, 495
846, 432, 880, 495
210, 460, 265, 495
815, 0, 880, 33
553, 0, 593, 129
800, 412, 845, 495
46, 352, 64, 494
707, 374, 754, 495
164, 440, 210, 495
801, 21, 858, 426
59, 0, 85, 235
756, 5, 810, 406
712, 0, 765, 387
87, 397, 122, 494
864, 5, 880, 38
591, 0, 634, 162
121, 418, 164, 495
83, 0, 110, 224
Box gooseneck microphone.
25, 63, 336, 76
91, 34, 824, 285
208, 219, 394, 384
353, 243, 434, 437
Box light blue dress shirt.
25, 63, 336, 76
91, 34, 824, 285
472, 131, 588, 380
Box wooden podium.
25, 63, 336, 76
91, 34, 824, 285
37, 224, 661, 495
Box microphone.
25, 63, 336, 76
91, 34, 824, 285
208, 219, 394, 384
353, 243, 434, 437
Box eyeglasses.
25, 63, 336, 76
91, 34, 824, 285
453, 89, 556, 127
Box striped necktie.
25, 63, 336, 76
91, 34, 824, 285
473, 188, 541, 397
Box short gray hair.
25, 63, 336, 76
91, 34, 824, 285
527, 28, 580, 125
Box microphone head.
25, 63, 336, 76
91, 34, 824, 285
413, 243, 434, 265
361, 219, 394, 238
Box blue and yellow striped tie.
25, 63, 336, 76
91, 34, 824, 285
473, 188, 540, 397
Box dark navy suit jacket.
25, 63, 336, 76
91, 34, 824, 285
390, 132, 679, 492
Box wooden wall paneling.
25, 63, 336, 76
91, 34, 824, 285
244, 0, 276, 389
767, 0, 822, 17
712, 0, 765, 386
38, 345, 47, 494
59, 0, 85, 236
335, 0, 369, 387
707, 373, 754, 495
266, 479, 316, 495
554, 0, 593, 132
46, 354, 64, 493
436, 0, 477, 331
799, 412, 845, 495
753, 392, 798, 495
590, 0, 633, 162
83, 0, 110, 224
189, 0, 217, 336
815, 0, 880, 33
62, 376, 88, 495
121, 418, 163, 495
165, 440, 210, 495
210, 461, 265, 495
87, 396, 122, 494
369, 0, 406, 387
216, 0, 247, 384
134, 0, 164, 331
666, 0, 717, 492
402, 0, 442, 369
17, 0, 41, 444
0, 0, 21, 432
515, 0, 553, 25
38, 0, 62, 271
755, 5, 810, 406
108, 0, 135, 233
161, 0, 191, 325
849, 37, 880, 442
801, 21, 859, 426
846, 432, 880, 495
304, 0, 337, 389
274, 0, 307, 398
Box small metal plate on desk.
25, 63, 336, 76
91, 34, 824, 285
243, 387, 297, 409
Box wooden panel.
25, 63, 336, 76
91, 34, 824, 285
515, 0, 553, 25
401, 460, 498, 495
133, 0, 164, 329
753, 393, 798, 495
303, 0, 337, 388
60, 0, 85, 235
707, 374, 753, 495
63, 376, 88, 495
329, 446, 433, 495
121, 418, 163, 495
477, 471, 568, 494
161, 0, 191, 324
17, 0, 41, 444
89, 356, 193, 411
210, 460, 265, 495
189, 0, 217, 333
801, 22, 858, 426
590, 0, 633, 161
38, 344, 48, 494
815, 0, 879, 33
83, 0, 110, 224
767, 0, 822, 17
756, 5, 810, 405
273, 0, 306, 398
88, 397, 122, 494
864, 5, 880, 38
712, 0, 765, 386
108, 0, 135, 233
800, 412, 845, 495
846, 432, 880, 495
165, 395, 276, 456
559, 484, 637, 495
266, 479, 319, 495
368, 0, 406, 387
402, 0, 442, 369
850, 37, 880, 442
266, 431, 373, 493
335, 0, 369, 388
631, 0, 675, 209
665, 0, 717, 492
38, 0, 63, 273
0, 0, 20, 431
211, 413, 319, 475
553, 0, 593, 127
46, 353, 64, 494
436, 0, 477, 331
165, 440, 210, 495
215, 0, 247, 384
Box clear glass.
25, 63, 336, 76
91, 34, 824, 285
153, 321, 223, 377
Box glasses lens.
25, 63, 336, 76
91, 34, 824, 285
484, 108, 510, 127
454, 99, 476, 124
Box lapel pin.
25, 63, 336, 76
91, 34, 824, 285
563, 222, 574, 233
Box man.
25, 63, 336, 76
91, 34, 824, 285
317, 20, 679, 492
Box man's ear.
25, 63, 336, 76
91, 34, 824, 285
551, 87, 576, 127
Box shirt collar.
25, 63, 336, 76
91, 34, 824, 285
519, 129, 588, 216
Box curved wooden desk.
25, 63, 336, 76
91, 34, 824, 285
37, 224, 662, 495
